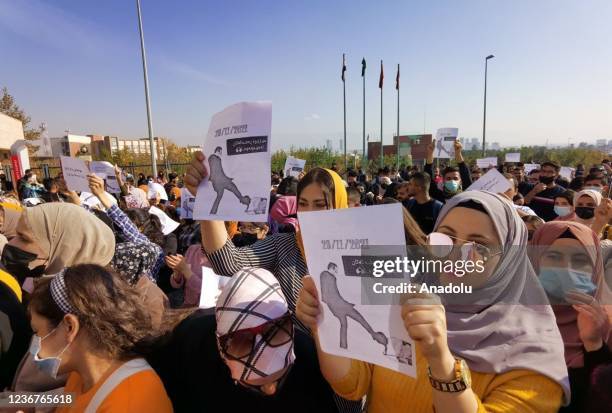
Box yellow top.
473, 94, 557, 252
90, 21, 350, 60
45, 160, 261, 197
329, 346, 563, 413
0, 268, 21, 302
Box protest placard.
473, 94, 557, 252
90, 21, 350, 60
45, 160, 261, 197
434, 128, 458, 159
61, 156, 90, 193
476, 157, 498, 169
504, 153, 521, 163
284, 156, 306, 177
524, 163, 540, 174
467, 168, 512, 193
148, 182, 168, 201
90, 161, 121, 193
559, 166, 575, 181
193, 101, 272, 221
298, 203, 416, 377
180, 188, 196, 219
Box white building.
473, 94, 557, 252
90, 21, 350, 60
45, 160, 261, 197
0, 112, 24, 161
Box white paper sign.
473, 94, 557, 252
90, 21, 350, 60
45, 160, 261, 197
476, 157, 498, 169
148, 206, 179, 235
90, 161, 121, 194
284, 156, 306, 177
193, 101, 272, 221
298, 203, 416, 377
180, 188, 196, 219
467, 168, 512, 193
559, 167, 575, 181
148, 182, 168, 201
505, 153, 521, 163
434, 128, 458, 159
61, 156, 90, 193
79, 191, 118, 210
524, 163, 540, 174
199, 267, 231, 309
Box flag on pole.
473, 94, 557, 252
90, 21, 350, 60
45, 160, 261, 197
396, 64, 400, 90
341, 53, 346, 82
361, 58, 366, 77
378, 61, 384, 88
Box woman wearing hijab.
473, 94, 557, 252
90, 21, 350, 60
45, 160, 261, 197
0, 202, 22, 240
297, 190, 570, 413
3, 202, 115, 393
555, 189, 612, 236
149, 267, 337, 413
269, 195, 298, 232
530, 221, 612, 412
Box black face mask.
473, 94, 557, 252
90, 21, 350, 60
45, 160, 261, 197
539, 176, 554, 185
575, 207, 595, 220
232, 233, 259, 247
1, 244, 45, 284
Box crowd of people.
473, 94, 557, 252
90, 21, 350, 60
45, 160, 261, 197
0, 139, 610, 412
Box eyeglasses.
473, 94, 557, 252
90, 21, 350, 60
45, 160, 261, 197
427, 232, 501, 263
217, 312, 293, 360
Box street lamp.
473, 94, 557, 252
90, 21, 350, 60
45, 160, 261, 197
482, 54, 494, 157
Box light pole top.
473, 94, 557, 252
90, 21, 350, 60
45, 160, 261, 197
486, 54, 495, 60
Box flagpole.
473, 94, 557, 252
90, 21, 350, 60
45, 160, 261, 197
396, 63, 400, 171
342, 53, 347, 172
380, 60, 383, 168
136, 0, 157, 177
362, 58, 366, 169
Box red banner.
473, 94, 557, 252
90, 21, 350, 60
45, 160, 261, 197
11, 154, 22, 183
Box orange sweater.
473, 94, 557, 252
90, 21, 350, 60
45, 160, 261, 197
56, 365, 173, 413
329, 346, 563, 413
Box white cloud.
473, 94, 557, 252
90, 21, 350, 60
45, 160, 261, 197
157, 55, 229, 86
304, 113, 320, 121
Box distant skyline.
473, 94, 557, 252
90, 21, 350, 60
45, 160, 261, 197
1, 0, 611, 152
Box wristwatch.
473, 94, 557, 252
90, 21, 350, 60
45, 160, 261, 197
428, 358, 471, 393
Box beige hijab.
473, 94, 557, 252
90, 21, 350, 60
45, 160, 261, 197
24, 203, 115, 274
0, 203, 22, 240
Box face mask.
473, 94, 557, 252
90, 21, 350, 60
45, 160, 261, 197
574, 206, 595, 220
539, 176, 554, 185
444, 180, 460, 193
583, 186, 602, 193
539, 267, 597, 303
554, 206, 572, 217
29, 328, 71, 379
1, 244, 45, 282
232, 232, 259, 247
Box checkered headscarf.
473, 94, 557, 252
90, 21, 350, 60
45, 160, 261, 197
215, 268, 288, 336
50, 269, 77, 314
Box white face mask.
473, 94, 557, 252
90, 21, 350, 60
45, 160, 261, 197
29, 327, 71, 379
583, 186, 602, 193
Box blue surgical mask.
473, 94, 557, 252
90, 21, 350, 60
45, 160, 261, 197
538, 267, 597, 303
29, 327, 71, 379
444, 180, 460, 193
554, 205, 572, 217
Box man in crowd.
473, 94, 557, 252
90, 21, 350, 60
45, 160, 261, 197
347, 187, 362, 208
583, 173, 609, 195
424, 139, 472, 203
523, 161, 567, 221
402, 172, 443, 234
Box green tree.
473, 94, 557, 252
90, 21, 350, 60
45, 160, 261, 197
0, 87, 44, 155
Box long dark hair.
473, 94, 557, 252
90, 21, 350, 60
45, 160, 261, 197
297, 168, 336, 209
125, 208, 165, 247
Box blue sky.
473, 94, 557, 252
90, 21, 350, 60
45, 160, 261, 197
1, 0, 611, 151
